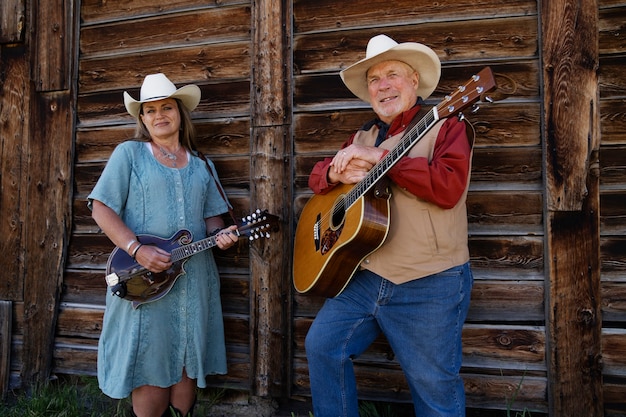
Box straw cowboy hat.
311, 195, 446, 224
340, 34, 441, 103
123, 73, 201, 118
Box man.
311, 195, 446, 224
304, 34, 474, 417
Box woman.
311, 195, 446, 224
88, 73, 238, 417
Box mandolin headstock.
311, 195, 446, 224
239, 209, 280, 240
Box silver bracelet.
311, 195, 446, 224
126, 239, 138, 253
131, 243, 143, 260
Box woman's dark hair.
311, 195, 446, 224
133, 98, 199, 152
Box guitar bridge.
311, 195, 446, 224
314, 213, 321, 251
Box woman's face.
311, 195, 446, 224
140, 98, 181, 141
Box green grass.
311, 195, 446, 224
1, 376, 545, 417
1, 382, 411, 417
0, 376, 226, 417
0, 376, 127, 417
358, 401, 403, 417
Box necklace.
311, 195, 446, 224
158, 145, 180, 167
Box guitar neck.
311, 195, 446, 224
345, 107, 440, 208
342, 67, 497, 210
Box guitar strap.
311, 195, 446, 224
197, 151, 237, 225
372, 105, 431, 199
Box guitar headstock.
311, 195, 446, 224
239, 209, 280, 241
436, 66, 497, 119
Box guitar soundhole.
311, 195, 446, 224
330, 197, 346, 230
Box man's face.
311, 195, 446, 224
366, 60, 419, 124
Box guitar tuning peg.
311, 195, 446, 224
458, 113, 465, 121
471, 104, 480, 113
484, 95, 494, 103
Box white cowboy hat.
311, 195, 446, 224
123, 73, 201, 118
340, 34, 441, 103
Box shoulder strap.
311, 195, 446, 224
197, 151, 237, 225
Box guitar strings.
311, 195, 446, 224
316, 112, 435, 232
317, 72, 482, 233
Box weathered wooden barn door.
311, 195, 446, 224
61, 0, 284, 395
291, 0, 549, 412
0, 0, 621, 415
1, 0, 76, 392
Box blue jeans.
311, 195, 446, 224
305, 263, 473, 417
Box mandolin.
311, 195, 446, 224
105, 209, 279, 308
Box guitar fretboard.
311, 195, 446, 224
343, 107, 440, 209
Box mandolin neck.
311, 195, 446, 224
170, 229, 240, 263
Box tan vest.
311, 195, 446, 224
352, 119, 474, 284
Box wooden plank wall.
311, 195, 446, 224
0, 0, 623, 415
291, 0, 548, 412
290, 0, 625, 414
61, 0, 255, 392
599, 0, 626, 414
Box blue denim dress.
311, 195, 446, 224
88, 140, 229, 399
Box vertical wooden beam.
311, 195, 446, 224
21, 90, 74, 385
33, 0, 71, 91
0, 0, 25, 43
249, 0, 292, 398
20, 0, 76, 385
542, 0, 603, 416
0, 45, 28, 301
0, 300, 12, 399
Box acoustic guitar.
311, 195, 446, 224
293, 67, 496, 297
105, 209, 279, 309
